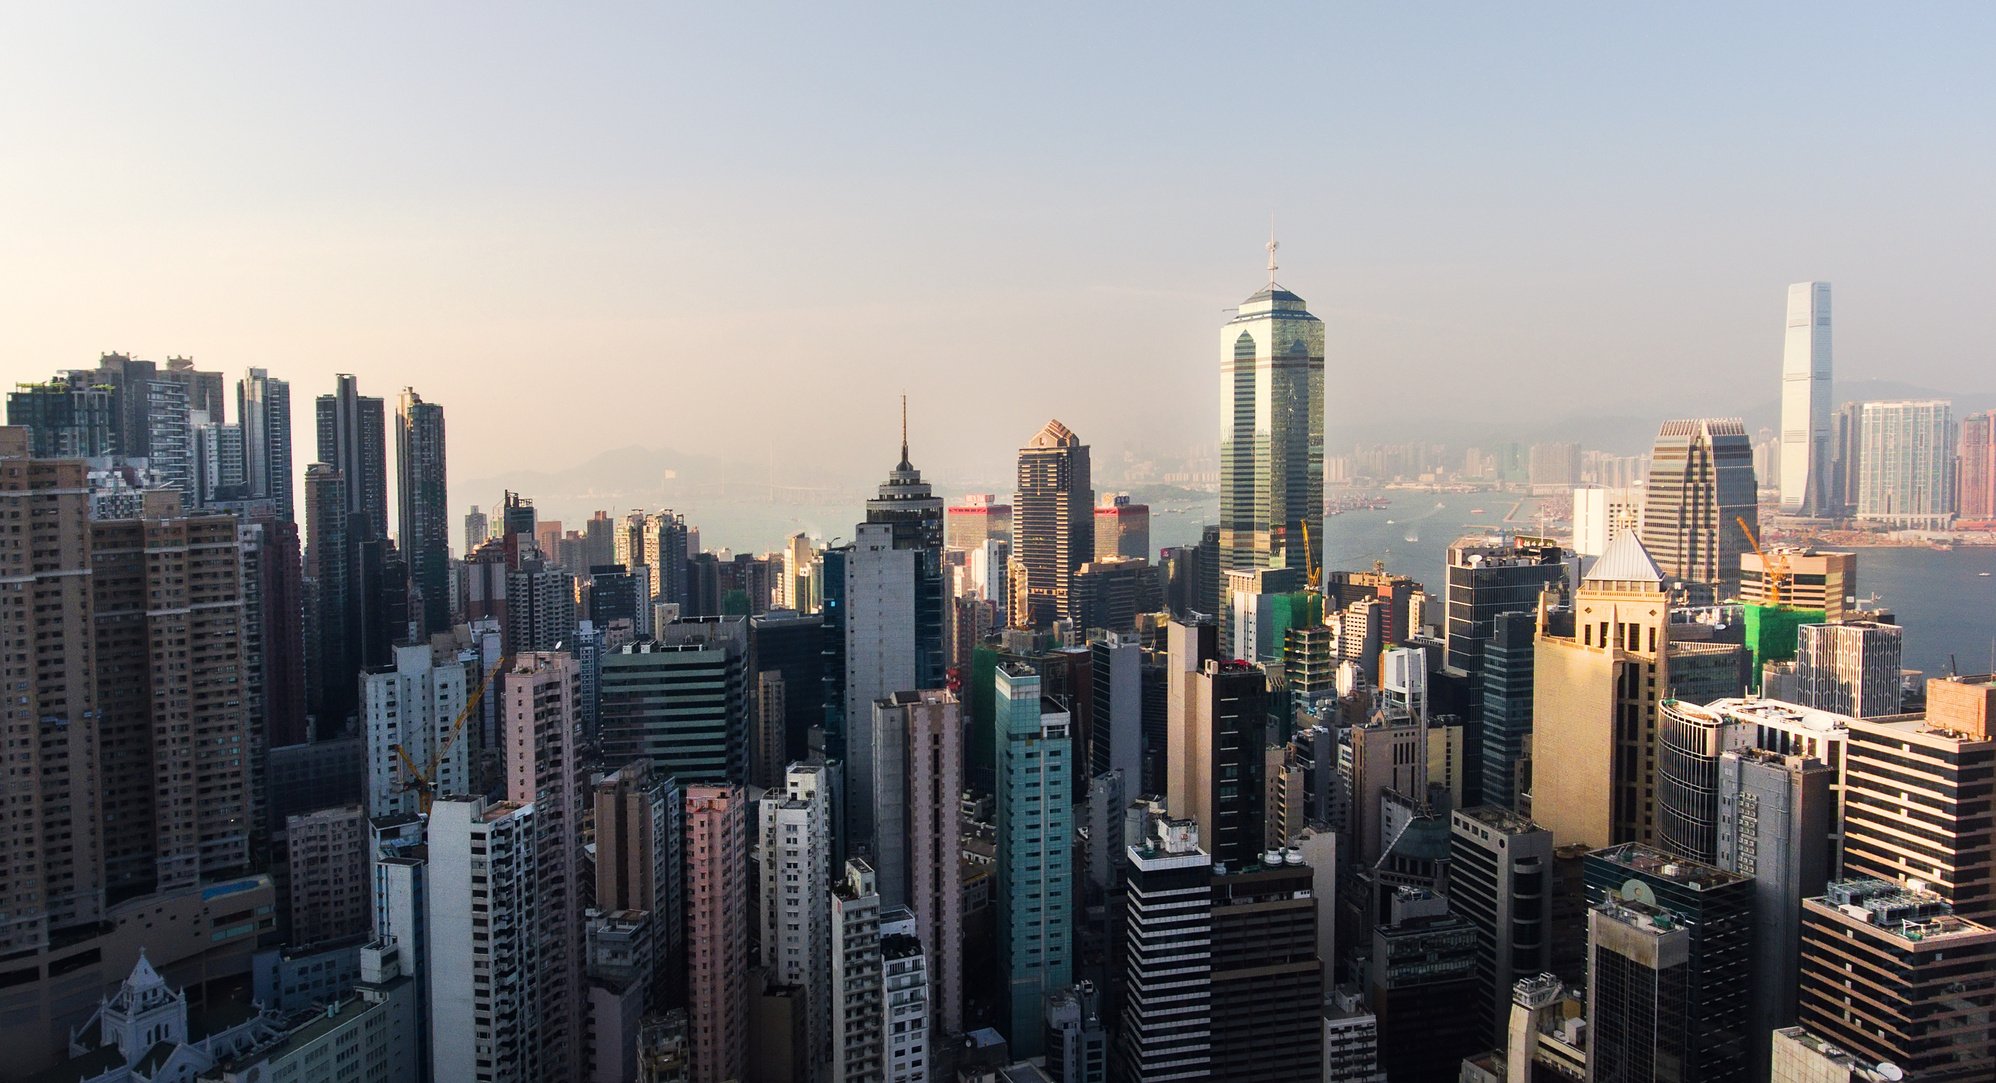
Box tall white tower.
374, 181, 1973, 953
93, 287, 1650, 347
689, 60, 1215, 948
1780, 281, 1833, 515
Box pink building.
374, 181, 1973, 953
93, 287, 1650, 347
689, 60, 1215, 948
685, 783, 747, 1083
905, 690, 966, 1036
503, 653, 584, 1080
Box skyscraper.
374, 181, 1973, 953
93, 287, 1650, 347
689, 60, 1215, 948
1218, 236, 1324, 616
362, 640, 471, 818
396, 388, 450, 636
1448, 806, 1554, 1047
685, 784, 748, 1083
315, 373, 388, 540
238, 367, 293, 521
831, 859, 886, 1080
1856, 399, 1956, 529
1639, 418, 1757, 599
1584, 844, 1754, 1082
1168, 658, 1269, 868
1013, 419, 1093, 629
599, 618, 749, 785
425, 795, 544, 1083
865, 399, 946, 690
1780, 282, 1834, 515
502, 653, 585, 1080
842, 522, 916, 855
900, 689, 965, 1036
1796, 620, 1903, 719
0, 429, 103, 955
464, 505, 488, 555
755, 764, 832, 1069
1959, 409, 1996, 521
6, 372, 118, 457
995, 664, 1074, 1056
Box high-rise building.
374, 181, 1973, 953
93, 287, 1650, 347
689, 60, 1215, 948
594, 761, 683, 1004
945, 493, 1012, 552
238, 368, 293, 521
1218, 243, 1324, 616
315, 374, 388, 540
1073, 556, 1161, 636
1584, 843, 1754, 1081
362, 639, 471, 818
502, 653, 584, 1080
504, 555, 576, 654
1717, 748, 1835, 1067
1856, 399, 1956, 528
843, 522, 916, 852
241, 515, 309, 749
7, 371, 118, 457
425, 796, 544, 1083
1045, 982, 1108, 1083
1841, 676, 1996, 920
1959, 409, 1996, 521
1370, 889, 1481, 1082
1741, 548, 1856, 622
144, 378, 192, 505
0, 429, 103, 955
92, 512, 254, 897
1014, 419, 1094, 629
599, 618, 749, 785
1796, 620, 1902, 719
1799, 878, 1996, 1079
1211, 854, 1324, 1079
1571, 485, 1642, 558
994, 664, 1074, 1056
396, 388, 450, 635
1445, 536, 1574, 679
880, 912, 931, 1082
755, 764, 832, 1070
865, 402, 946, 691
898, 690, 965, 1037
1448, 807, 1554, 1047
831, 858, 885, 1080
1088, 633, 1144, 785
1527, 442, 1581, 491
1639, 418, 1757, 599
304, 463, 354, 729
1118, 817, 1214, 1081
1480, 610, 1538, 810
283, 804, 370, 948
1655, 698, 1753, 864
1531, 533, 1671, 850
1093, 494, 1150, 562
684, 783, 748, 1083
1167, 658, 1269, 868
1780, 282, 1835, 515
748, 609, 825, 778
464, 505, 489, 555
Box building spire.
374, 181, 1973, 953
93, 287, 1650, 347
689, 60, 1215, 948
1266, 213, 1279, 287
899, 393, 910, 469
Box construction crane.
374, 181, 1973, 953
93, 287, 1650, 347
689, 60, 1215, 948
392, 656, 506, 815
1735, 515, 1791, 607
1301, 517, 1322, 591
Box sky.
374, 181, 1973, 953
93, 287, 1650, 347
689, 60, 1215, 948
4, 4, 1993, 519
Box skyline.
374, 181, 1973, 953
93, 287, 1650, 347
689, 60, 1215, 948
6, 5, 1994, 498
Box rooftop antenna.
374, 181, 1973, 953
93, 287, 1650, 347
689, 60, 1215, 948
900, 393, 910, 468
1266, 213, 1279, 288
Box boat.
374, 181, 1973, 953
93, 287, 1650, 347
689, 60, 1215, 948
1469, 508, 1485, 515
1981, 572, 1992, 577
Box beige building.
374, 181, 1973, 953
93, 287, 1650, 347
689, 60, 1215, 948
94, 510, 254, 897
1531, 534, 1671, 851
0, 428, 103, 956
1742, 548, 1856, 622
1769, 1026, 1909, 1083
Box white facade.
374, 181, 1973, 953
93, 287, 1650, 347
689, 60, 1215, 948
426, 796, 540, 1083
844, 522, 917, 856
756, 764, 833, 1068
880, 910, 931, 1083
1780, 282, 1834, 514
833, 859, 886, 1082
1571, 486, 1641, 558
363, 641, 470, 819
1856, 399, 1955, 528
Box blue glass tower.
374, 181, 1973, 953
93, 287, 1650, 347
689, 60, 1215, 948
995, 663, 1074, 1057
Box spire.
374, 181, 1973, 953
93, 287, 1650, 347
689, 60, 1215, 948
898, 394, 911, 470
1266, 213, 1279, 288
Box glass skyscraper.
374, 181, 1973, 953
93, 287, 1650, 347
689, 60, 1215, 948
1638, 417, 1757, 599
1218, 243, 1324, 615
994, 664, 1073, 1057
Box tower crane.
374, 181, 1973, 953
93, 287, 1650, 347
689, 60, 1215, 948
392, 656, 507, 815
1735, 515, 1791, 607
1301, 517, 1322, 592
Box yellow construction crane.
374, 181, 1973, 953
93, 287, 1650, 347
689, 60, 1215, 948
1301, 517, 1322, 591
392, 656, 506, 815
1735, 515, 1791, 607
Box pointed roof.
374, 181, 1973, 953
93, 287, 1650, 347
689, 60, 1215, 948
1029, 419, 1078, 449
1583, 532, 1664, 585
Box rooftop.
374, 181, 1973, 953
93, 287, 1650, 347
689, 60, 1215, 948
1591, 842, 1748, 889
1453, 805, 1542, 835
1581, 531, 1663, 585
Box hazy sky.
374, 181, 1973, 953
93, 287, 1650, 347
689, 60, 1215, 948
5, 5, 1993, 504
